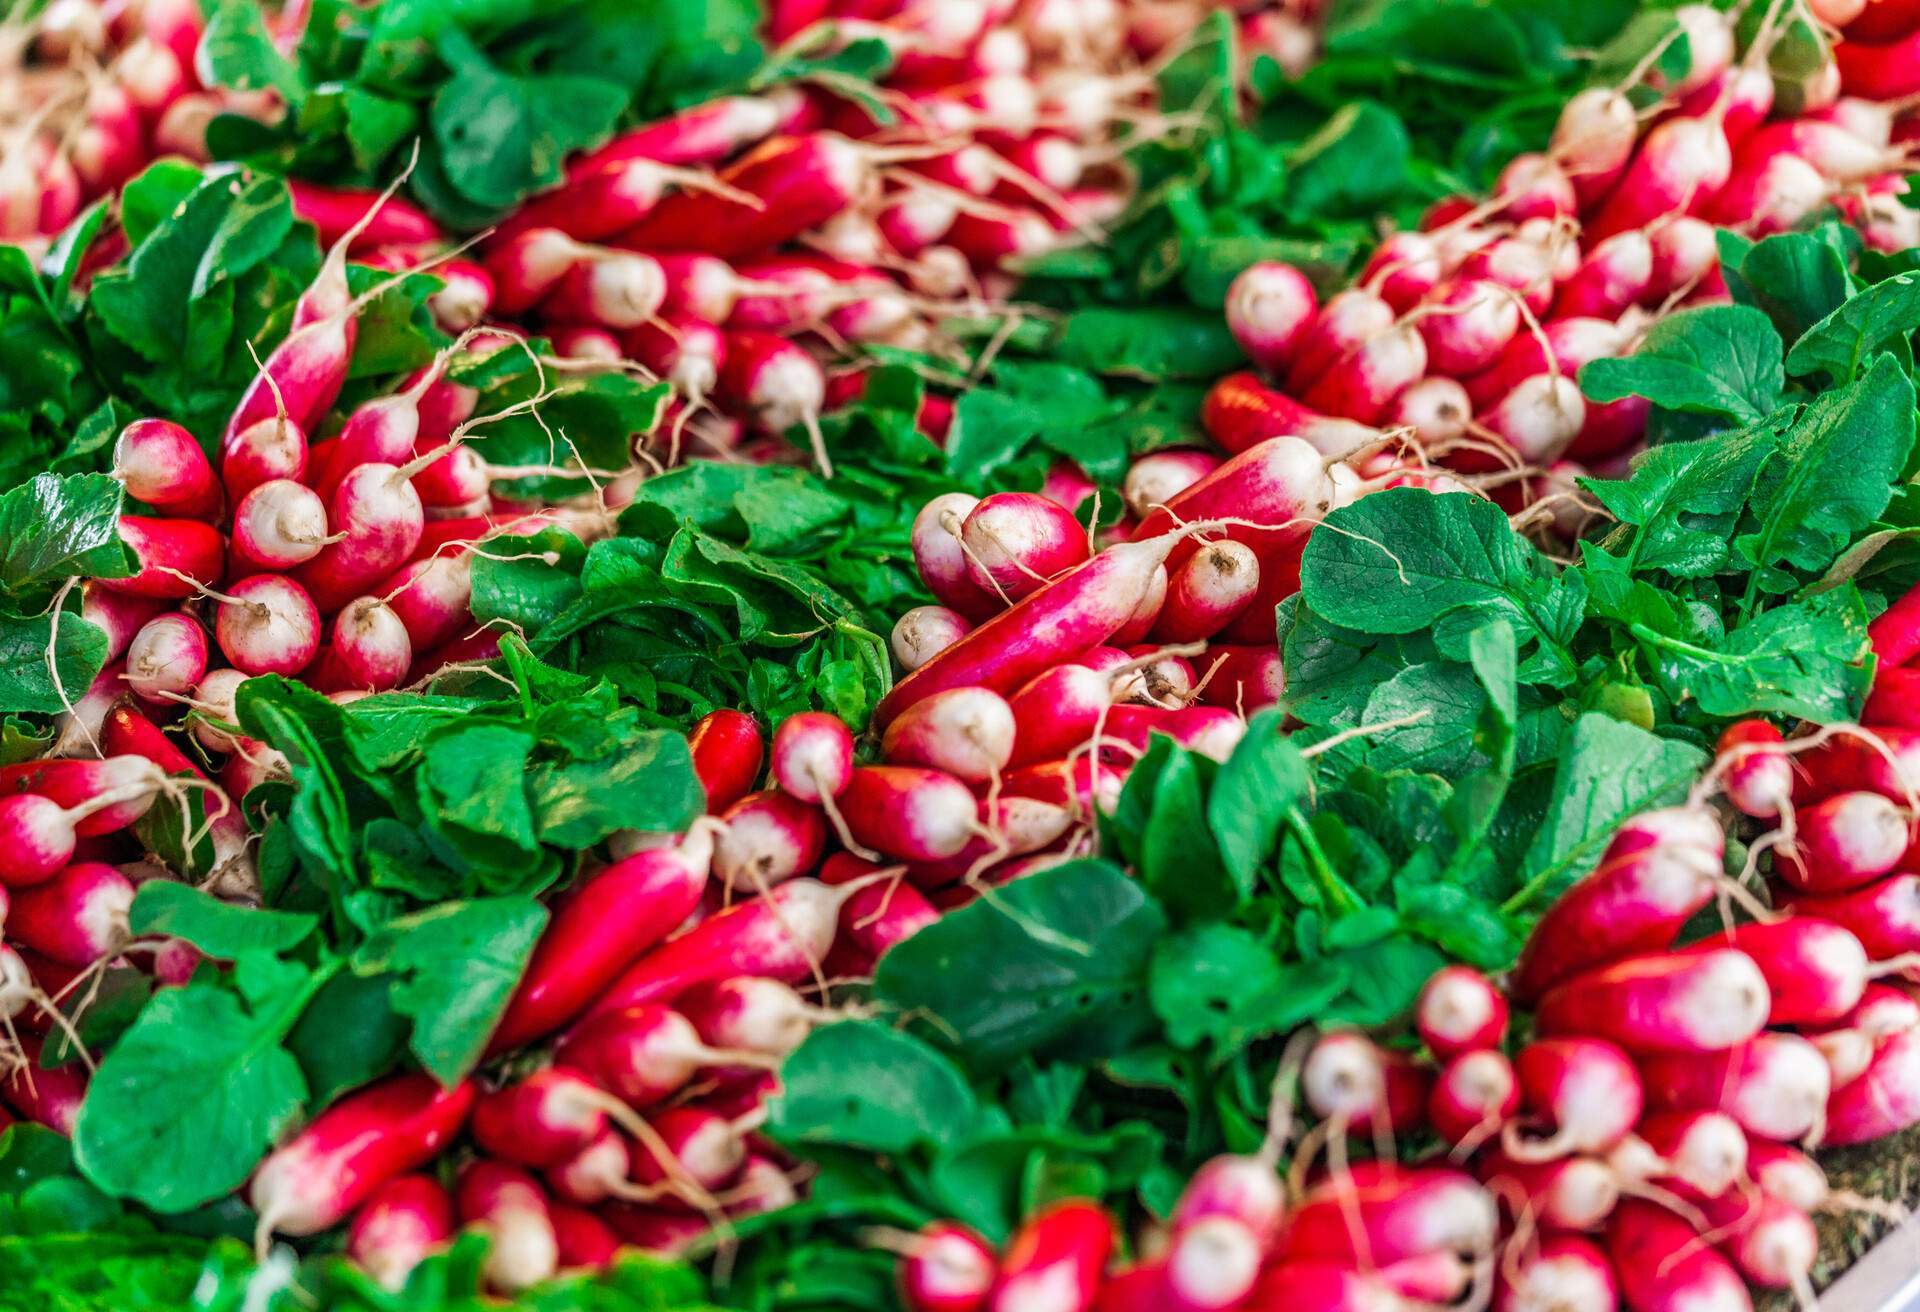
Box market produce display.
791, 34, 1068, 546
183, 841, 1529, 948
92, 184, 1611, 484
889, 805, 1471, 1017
7, 0, 1920, 1310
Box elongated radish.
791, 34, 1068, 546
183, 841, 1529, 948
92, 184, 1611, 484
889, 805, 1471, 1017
617, 134, 869, 257
914, 493, 1000, 619
1509, 1038, 1643, 1158
688, 709, 764, 815
1131, 435, 1331, 565
1552, 87, 1638, 203
250, 1074, 476, 1237
882, 687, 1016, 783
1285, 289, 1395, 394
1640, 1033, 1832, 1143
471, 1068, 627, 1167
113, 418, 220, 518
1825, 1028, 1920, 1144
1478, 1152, 1620, 1231
624, 1106, 750, 1194
1478, 374, 1586, 464
1715, 719, 1791, 819
1199, 371, 1374, 460
8, 861, 133, 964
1633, 1109, 1748, 1197
581, 877, 847, 1022
124, 612, 207, 703
1004, 664, 1112, 769
551, 1203, 620, 1271
1420, 280, 1519, 377
676, 975, 823, 1063
81, 588, 163, 666
1587, 116, 1734, 243
286, 180, 440, 251
1554, 231, 1653, 320
457, 1161, 558, 1293
377, 554, 473, 653
1226, 261, 1318, 373
0, 791, 148, 886
1276, 1165, 1497, 1267
104, 515, 224, 599
712, 789, 825, 891
1704, 918, 1879, 1026
1535, 949, 1770, 1054
294, 463, 427, 613
1122, 450, 1222, 521
348, 1175, 454, 1292
770, 712, 854, 804
989, 1198, 1111, 1312
1303, 1030, 1431, 1131
1101, 704, 1246, 762
840, 765, 976, 862
1496, 1236, 1617, 1312
960, 493, 1090, 602
1171, 1153, 1287, 1247
1196, 645, 1288, 712
537, 252, 666, 328
1698, 1190, 1816, 1291
489, 826, 714, 1054
214, 574, 321, 677
893, 606, 971, 671
1784, 874, 1920, 960
716, 329, 826, 443
0, 755, 164, 837
1609, 1200, 1751, 1312
1510, 806, 1723, 999
0, 1034, 86, 1135
900, 1220, 996, 1312
1776, 790, 1909, 891
1415, 965, 1508, 1057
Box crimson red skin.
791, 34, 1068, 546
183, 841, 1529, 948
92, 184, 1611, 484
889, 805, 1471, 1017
1775, 790, 1911, 891
1795, 727, 1920, 803
0, 1034, 86, 1134
105, 515, 225, 599
9, 861, 132, 964
250, 1074, 477, 1236
838, 877, 938, 957
1838, 23, 1920, 98
551, 1203, 621, 1270
496, 158, 678, 243
1477, 1151, 1620, 1231
960, 493, 1091, 602
1130, 436, 1330, 569
989, 1199, 1112, 1312
840, 765, 976, 863
1533, 949, 1771, 1055
1416, 965, 1509, 1056
687, 709, 764, 814
0, 755, 158, 836
899, 1220, 995, 1312
1513, 1037, 1643, 1155
1716, 719, 1792, 819
1283, 289, 1394, 395
1196, 645, 1288, 712
1865, 666, 1920, 728
347, 1174, 454, 1291
1783, 873, 1920, 959
1584, 117, 1734, 244
287, 180, 441, 251
1699, 918, 1871, 1026
1200, 371, 1330, 457
375, 555, 473, 653
224, 313, 357, 453
1608, 1200, 1752, 1312
486, 829, 713, 1055
1551, 231, 1652, 320
616, 134, 867, 257
770, 712, 854, 802
1275, 1164, 1497, 1268
1639, 1034, 1832, 1143
113, 418, 221, 518
294, 464, 427, 613
1149, 542, 1267, 642
470, 1069, 612, 1168
556, 1004, 727, 1107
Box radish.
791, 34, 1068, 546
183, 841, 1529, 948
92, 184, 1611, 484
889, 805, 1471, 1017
1551, 88, 1637, 202
231, 479, 332, 571
1795, 727, 1920, 802
113, 418, 220, 518
1784, 874, 1920, 960
1299, 323, 1426, 426
1415, 965, 1508, 1056
959, 493, 1090, 602
8, 861, 133, 965
1172, 1153, 1287, 1247
1225, 261, 1318, 373
841, 766, 977, 862
1101, 704, 1246, 762
348, 1175, 454, 1292
576, 94, 793, 173
0, 790, 154, 886
1745, 1142, 1830, 1215
496, 156, 697, 244
903, 794, 1073, 886
376, 554, 473, 653
105, 515, 225, 599
1363, 230, 1449, 313
537, 252, 667, 328
1495, 1236, 1617, 1312
1285, 289, 1396, 394
189, 668, 250, 753
1698, 1190, 1816, 1291
1534, 949, 1771, 1054
1457, 236, 1558, 316
213, 574, 321, 677
284, 181, 440, 252
1419, 280, 1519, 377
899, 1220, 996, 1312
1197, 646, 1288, 712
1276, 1164, 1498, 1266
715, 331, 830, 469
1775, 790, 1910, 891
1302, 1030, 1431, 1131
1478, 1151, 1621, 1231
836, 871, 939, 957
1705, 918, 1882, 1026
1162, 1217, 1262, 1310
544, 1129, 644, 1206
487, 229, 595, 314
624, 315, 726, 404
1495, 152, 1577, 220
1633, 1109, 1748, 1197
294, 462, 427, 613
1122, 450, 1222, 520
1553, 230, 1653, 320
251, 1074, 477, 1237
488, 825, 715, 1054
1427, 1049, 1520, 1148
1641, 1033, 1832, 1142
1108, 566, 1169, 647
1646, 217, 1721, 303
687, 709, 764, 815
881, 687, 1016, 783
471, 1068, 636, 1167
1130, 436, 1332, 565
616, 134, 871, 257
1649, 5, 1736, 95
1152, 541, 1261, 642
1478, 374, 1587, 464
712, 789, 826, 891
913, 493, 1000, 620
625, 1106, 750, 1194
0, 755, 164, 836
0, 1035, 86, 1135
676, 976, 824, 1062
892, 606, 972, 671
580, 877, 849, 1022
551, 1204, 621, 1271
989, 1199, 1111, 1312
81, 588, 163, 665
1587, 115, 1734, 243
457, 1161, 558, 1293
1825, 1029, 1920, 1144
1510, 805, 1723, 1000
1709, 151, 1829, 236
1199, 371, 1376, 460
1004, 664, 1114, 769
313, 597, 413, 693
599, 1204, 708, 1255
1508, 1038, 1643, 1158
1715, 719, 1791, 819
124, 612, 207, 703
1612, 1201, 1753, 1312
427, 260, 493, 332
770, 712, 854, 804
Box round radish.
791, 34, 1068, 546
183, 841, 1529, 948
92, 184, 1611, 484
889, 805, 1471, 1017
124, 612, 208, 704
880, 687, 1016, 783
892, 606, 971, 671
1225, 261, 1318, 373
215, 574, 322, 677
232, 478, 333, 570
959, 493, 1089, 602
770, 712, 854, 803
320, 597, 414, 693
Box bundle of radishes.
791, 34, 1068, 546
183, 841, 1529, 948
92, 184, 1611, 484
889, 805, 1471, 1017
0, 0, 282, 252
1196, 2, 1920, 510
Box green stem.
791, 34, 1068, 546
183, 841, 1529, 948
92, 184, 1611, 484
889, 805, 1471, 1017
1286, 807, 1361, 916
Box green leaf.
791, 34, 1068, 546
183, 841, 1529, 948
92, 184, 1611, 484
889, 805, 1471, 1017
1581, 305, 1784, 422
0, 611, 107, 716
1579, 421, 1779, 578
1786, 268, 1920, 381
1149, 924, 1347, 1052
1507, 714, 1708, 911
1057, 308, 1243, 382
128, 883, 318, 960
1361, 662, 1487, 774
284, 971, 408, 1108
875, 860, 1168, 1070
1206, 710, 1307, 888
1138, 746, 1233, 921
353, 897, 547, 1084
0, 473, 131, 596
526, 729, 704, 847
72, 971, 323, 1212
1635, 587, 1870, 722
1284, 101, 1412, 216
200, 0, 309, 101
1730, 226, 1854, 346
767, 1021, 978, 1153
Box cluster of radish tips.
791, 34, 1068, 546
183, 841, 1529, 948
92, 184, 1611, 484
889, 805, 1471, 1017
1199, 2, 1920, 548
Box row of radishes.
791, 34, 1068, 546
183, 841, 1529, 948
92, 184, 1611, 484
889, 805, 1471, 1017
1191, 3, 1920, 509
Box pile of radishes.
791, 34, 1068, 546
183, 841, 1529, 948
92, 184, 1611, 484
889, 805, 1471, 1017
1198, 2, 1920, 514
